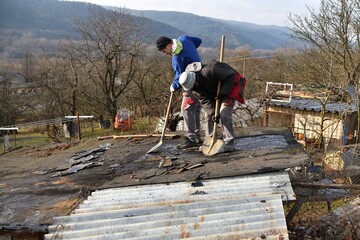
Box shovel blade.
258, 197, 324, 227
147, 140, 163, 154
201, 138, 224, 156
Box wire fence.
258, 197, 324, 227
0, 101, 266, 153
0, 113, 173, 153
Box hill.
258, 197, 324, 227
0, 0, 297, 58
129, 10, 295, 50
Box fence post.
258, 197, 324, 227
91, 119, 94, 137
77, 113, 81, 140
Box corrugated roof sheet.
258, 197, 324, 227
270, 97, 357, 113
45, 171, 295, 240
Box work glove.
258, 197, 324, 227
183, 97, 195, 110
210, 112, 220, 123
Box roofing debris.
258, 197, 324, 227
316, 178, 351, 201
50, 143, 111, 177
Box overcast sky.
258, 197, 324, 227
65, 0, 320, 26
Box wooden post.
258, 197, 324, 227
91, 119, 94, 138
242, 58, 246, 76
263, 106, 268, 127
77, 113, 81, 140
286, 196, 308, 226
14, 130, 17, 148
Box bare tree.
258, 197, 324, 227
34, 56, 72, 118
57, 40, 84, 116
0, 72, 21, 126
75, 7, 145, 124
288, 0, 360, 143
124, 53, 174, 114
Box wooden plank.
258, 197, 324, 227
293, 182, 360, 190
98, 134, 179, 140
97, 136, 114, 140
113, 134, 179, 139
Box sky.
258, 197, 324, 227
65, 0, 321, 26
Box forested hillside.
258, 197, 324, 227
0, 0, 184, 57
129, 10, 295, 49
0, 0, 295, 53
0, 0, 89, 39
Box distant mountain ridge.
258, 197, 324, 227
128, 10, 295, 50
0, 0, 296, 52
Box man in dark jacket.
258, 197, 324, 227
179, 59, 246, 152
156, 35, 203, 149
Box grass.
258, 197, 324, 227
284, 197, 355, 227
2, 117, 159, 151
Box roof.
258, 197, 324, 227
0, 126, 310, 236
45, 172, 294, 240
269, 97, 357, 114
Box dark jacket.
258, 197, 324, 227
191, 59, 237, 115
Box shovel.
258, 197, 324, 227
202, 35, 225, 156
147, 91, 174, 154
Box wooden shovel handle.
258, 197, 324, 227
210, 35, 225, 144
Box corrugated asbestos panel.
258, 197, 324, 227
270, 97, 357, 113
45, 171, 294, 240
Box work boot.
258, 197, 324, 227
196, 135, 203, 145
177, 137, 197, 149
223, 140, 235, 152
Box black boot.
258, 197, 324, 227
196, 135, 203, 145
223, 140, 235, 152
177, 137, 197, 149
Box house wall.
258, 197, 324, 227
265, 107, 294, 128
266, 106, 344, 141
294, 109, 343, 140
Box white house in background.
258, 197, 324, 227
265, 97, 357, 146
263, 82, 358, 148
